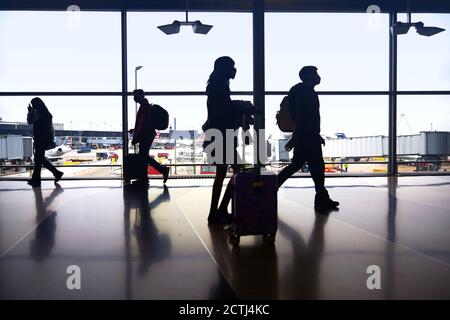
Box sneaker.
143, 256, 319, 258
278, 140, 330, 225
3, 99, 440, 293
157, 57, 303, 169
314, 198, 340, 214
315, 192, 339, 207
324, 198, 339, 207
162, 167, 169, 184
54, 171, 64, 183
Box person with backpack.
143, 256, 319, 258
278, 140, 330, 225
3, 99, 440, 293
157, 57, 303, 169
26, 97, 64, 187
202, 56, 255, 225
277, 66, 339, 212
131, 89, 169, 185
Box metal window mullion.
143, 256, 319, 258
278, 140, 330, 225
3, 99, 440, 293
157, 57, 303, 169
389, 11, 398, 176
2, 91, 449, 97
253, 0, 265, 164
121, 9, 129, 159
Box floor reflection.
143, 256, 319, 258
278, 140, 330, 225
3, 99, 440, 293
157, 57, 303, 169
207, 225, 279, 299
278, 214, 329, 299
123, 184, 172, 299
0, 176, 448, 299
30, 184, 64, 262
384, 176, 398, 299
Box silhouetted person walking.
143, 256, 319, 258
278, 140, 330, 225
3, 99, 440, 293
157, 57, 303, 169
203, 56, 255, 224
277, 66, 339, 212
27, 98, 63, 187
131, 89, 169, 185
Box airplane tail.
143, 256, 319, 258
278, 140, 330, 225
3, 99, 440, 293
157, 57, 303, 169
63, 137, 72, 148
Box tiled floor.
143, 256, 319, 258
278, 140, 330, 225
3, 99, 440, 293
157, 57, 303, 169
1, 176, 449, 299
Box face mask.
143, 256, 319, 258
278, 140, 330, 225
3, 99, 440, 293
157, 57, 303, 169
231, 67, 237, 79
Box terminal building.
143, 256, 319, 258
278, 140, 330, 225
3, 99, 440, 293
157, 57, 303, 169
0, 0, 449, 300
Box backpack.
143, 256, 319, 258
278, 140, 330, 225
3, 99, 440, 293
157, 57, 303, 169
148, 104, 169, 130
276, 96, 294, 132
45, 123, 56, 150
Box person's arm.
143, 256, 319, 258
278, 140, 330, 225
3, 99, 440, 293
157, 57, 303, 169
231, 100, 255, 116
212, 84, 254, 121
27, 106, 33, 124
319, 136, 325, 146
132, 106, 145, 144
27, 106, 39, 124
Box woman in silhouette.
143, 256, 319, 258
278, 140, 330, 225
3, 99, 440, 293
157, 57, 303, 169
203, 56, 254, 224
27, 98, 63, 187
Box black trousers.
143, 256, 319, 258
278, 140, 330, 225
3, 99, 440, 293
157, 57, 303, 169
32, 145, 59, 181
277, 141, 328, 198
139, 140, 165, 174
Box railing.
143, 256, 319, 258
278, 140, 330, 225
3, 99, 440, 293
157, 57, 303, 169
0, 160, 448, 181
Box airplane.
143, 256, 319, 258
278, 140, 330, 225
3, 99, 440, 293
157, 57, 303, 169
45, 137, 72, 160
334, 133, 348, 139
397, 154, 424, 165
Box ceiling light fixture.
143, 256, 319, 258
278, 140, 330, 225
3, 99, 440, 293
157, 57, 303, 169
391, 12, 445, 37
157, 0, 213, 35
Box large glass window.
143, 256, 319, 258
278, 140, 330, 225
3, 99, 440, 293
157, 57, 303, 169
127, 95, 254, 175
265, 13, 390, 91
396, 13, 450, 173
264, 12, 390, 175
126, 11, 253, 176
265, 95, 388, 138
0, 9, 448, 179
0, 11, 122, 92
396, 95, 450, 173
397, 14, 450, 91
265, 95, 389, 174
0, 96, 121, 131
0, 96, 122, 178
127, 12, 253, 92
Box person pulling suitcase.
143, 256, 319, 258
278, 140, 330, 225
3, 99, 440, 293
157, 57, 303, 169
129, 89, 169, 185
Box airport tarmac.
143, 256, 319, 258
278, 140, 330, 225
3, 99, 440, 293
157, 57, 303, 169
1, 147, 447, 179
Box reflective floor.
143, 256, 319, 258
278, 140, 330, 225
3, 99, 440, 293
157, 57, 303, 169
1, 176, 450, 299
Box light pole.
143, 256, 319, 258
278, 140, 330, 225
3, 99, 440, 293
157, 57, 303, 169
192, 130, 196, 175
135, 66, 143, 117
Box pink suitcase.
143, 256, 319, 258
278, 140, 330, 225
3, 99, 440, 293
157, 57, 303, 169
230, 170, 278, 246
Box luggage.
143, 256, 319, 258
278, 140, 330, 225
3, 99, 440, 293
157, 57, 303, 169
230, 169, 278, 246
123, 153, 147, 182
276, 95, 295, 132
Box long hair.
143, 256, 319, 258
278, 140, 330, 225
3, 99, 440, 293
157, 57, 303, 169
207, 56, 235, 88
30, 97, 52, 122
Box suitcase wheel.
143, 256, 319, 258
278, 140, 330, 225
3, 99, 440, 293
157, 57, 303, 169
263, 232, 276, 244
229, 232, 240, 246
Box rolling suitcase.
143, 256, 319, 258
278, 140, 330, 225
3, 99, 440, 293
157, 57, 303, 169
229, 168, 278, 246
123, 153, 147, 183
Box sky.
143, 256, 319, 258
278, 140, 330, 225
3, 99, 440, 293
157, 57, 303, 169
0, 10, 449, 138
